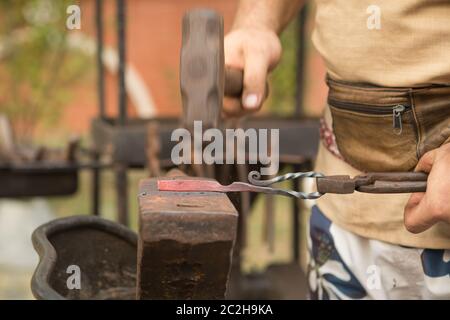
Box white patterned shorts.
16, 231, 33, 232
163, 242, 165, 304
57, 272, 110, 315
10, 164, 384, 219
307, 205, 450, 300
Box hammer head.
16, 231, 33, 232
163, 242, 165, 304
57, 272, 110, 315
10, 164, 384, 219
180, 9, 224, 129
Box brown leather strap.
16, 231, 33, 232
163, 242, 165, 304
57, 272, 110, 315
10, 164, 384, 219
326, 75, 411, 106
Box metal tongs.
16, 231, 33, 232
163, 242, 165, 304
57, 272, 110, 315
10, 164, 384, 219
157, 171, 428, 200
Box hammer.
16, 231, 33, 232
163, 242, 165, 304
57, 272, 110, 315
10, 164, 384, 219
180, 9, 251, 128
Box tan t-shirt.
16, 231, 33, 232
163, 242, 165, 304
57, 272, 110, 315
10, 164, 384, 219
312, 0, 450, 87
311, 0, 450, 248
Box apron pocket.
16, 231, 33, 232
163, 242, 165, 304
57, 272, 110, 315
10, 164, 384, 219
329, 100, 419, 172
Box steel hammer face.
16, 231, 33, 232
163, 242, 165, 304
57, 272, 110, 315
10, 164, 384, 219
180, 9, 224, 129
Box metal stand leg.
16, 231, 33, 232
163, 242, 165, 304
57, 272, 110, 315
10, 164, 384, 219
292, 164, 302, 263
115, 164, 128, 225
91, 152, 101, 216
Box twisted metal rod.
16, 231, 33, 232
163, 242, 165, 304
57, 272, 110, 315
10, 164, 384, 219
247, 170, 325, 200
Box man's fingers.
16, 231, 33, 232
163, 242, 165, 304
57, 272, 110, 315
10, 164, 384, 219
241, 52, 269, 110
404, 193, 437, 233
406, 192, 424, 207
223, 29, 281, 117
415, 149, 437, 173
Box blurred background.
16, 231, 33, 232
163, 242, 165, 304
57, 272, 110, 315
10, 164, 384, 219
0, 0, 326, 299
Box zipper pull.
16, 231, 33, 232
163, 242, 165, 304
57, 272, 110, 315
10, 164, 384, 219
392, 105, 405, 135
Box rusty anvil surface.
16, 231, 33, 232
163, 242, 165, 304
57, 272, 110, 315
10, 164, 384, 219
137, 170, 238, 299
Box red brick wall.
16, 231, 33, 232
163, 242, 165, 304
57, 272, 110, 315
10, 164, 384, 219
62, 0, 239, 134
61, 0, 326, 135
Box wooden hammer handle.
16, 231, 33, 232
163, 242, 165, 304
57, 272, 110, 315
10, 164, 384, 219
224, 67, 243, 97
225, 66, 270, 99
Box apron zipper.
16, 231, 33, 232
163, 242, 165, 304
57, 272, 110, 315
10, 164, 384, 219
328, 99, 410, 135
392, 105, 405, 135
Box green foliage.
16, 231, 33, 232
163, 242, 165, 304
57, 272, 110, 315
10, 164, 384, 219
267, 19, 298, 116
0, 0, 89, 143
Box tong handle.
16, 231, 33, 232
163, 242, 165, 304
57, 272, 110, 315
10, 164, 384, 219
358, 180, 427, 193
355, 172, 428, 183
355, 172, 428, 193
316, 172, 428, 194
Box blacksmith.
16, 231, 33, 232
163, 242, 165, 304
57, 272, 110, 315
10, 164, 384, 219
224, 0, 450, 299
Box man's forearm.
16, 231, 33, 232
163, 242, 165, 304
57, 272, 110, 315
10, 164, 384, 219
232, 0, 306, 34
